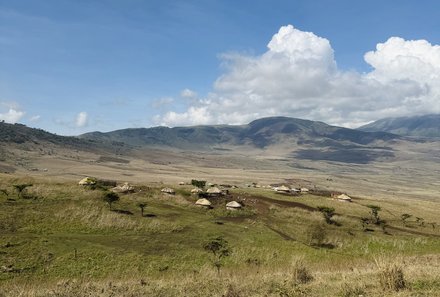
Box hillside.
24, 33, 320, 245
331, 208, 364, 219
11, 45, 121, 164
0, 121, 131, 153
81, 117, 398, 149
79, 117, 399, 163
1, 174, 439, 296
359, 114, 440, 138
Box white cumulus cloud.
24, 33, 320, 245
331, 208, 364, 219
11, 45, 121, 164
0, 108, 25, 123
75, 111, 88, 127
180, 88, 198, 99
156, 25, 440, 128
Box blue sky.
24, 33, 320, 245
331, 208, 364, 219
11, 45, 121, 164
1, 0, 440, 135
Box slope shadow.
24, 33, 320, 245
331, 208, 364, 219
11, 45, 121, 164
294, 149, 394, 164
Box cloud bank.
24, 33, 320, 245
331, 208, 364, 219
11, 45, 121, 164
157, 25, 440, 127
0, 101, 25, 123
0, 108, 25, 123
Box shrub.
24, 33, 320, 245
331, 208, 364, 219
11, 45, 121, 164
401, 213, 412, 226
292, 258, 313, 284
366, 205, 381, 224
317, 206, 335, 224
103, 192, 119, 210
191, 179, 206, 189
203, 236, 231, 274
375, 258, 406, 291
306, 223, 327, 247
13, 183, 33, 199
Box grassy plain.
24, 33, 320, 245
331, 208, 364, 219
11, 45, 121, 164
1, 141, 440, 296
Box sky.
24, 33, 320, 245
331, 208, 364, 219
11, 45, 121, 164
1, 0, 440, 135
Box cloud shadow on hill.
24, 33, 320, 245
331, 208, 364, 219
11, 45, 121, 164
294, 148, 395, 164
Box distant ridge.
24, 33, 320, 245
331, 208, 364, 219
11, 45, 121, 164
80, 116, 398, 149
0, 121, 126, 153
359, 114, 440, 138
0, 117, 401, 164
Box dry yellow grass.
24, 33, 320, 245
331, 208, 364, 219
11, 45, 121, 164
1, 144, 440, 296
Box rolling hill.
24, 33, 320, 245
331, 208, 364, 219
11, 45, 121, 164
359, 114, 440, 138
0, 117, 401, 166
80, 116, 398, 149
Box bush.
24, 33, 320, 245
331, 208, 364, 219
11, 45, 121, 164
306, 223, 327, 247
375, 258, 406, 292
317, 206, 335, 224
191, 179, 206, 189
292, 258, 313, 284
103, 192, 119, 210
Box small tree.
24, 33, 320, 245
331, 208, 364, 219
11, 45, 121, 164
137, 202, 147, 217
203, 236, 231, 274
13, 183, 33, 199
401, 213, 411, 226
367, 205, 381, 224
103, 192, 119, 210
191, 179, 206, 189
317, 206, 335, 224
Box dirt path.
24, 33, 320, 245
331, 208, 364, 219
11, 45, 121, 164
386, 225, 440, 238
253, 195, 317, 212
264, 224, 295, 241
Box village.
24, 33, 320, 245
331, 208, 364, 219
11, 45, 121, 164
77, 176, 354, 213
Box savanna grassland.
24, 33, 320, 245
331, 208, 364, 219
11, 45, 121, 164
1, 171, 439, 297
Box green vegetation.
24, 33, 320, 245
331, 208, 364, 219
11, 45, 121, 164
13, 183, 33, 199
203, 236, 231, 274
137, 202, 147, 217
191, 179, 206, 189
0, 174, 439, 296
317, 206, 336, 225
367, 204, 382, 224
103, 191, 119, 210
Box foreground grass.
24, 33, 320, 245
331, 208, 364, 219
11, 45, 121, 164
0, 174, 439, 296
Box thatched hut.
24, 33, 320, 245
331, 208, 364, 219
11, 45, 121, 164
161, 187, 175, 195
78, 177, 96, 186
111, 182, 135, 194
274, 185, 290, 193
191, 188, 203, 194
206, 186, 222, 196
226, 201, 242, 210
337, 193, 352, 202
195, 198, 212, 208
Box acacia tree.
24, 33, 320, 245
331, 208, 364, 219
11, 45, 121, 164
367, 205, 382, 224
103, 192, 119, 210
203, 236, 231, 274
137, 202, 147, 217
13, 183, 33, 199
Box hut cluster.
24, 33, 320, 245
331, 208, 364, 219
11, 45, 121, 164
194, 198, 242, 210
272, 185, 309, 194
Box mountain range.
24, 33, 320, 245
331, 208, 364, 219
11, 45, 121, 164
1, 114, 439, 166
359, 114, 440, 138
79, 116, 397, 149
